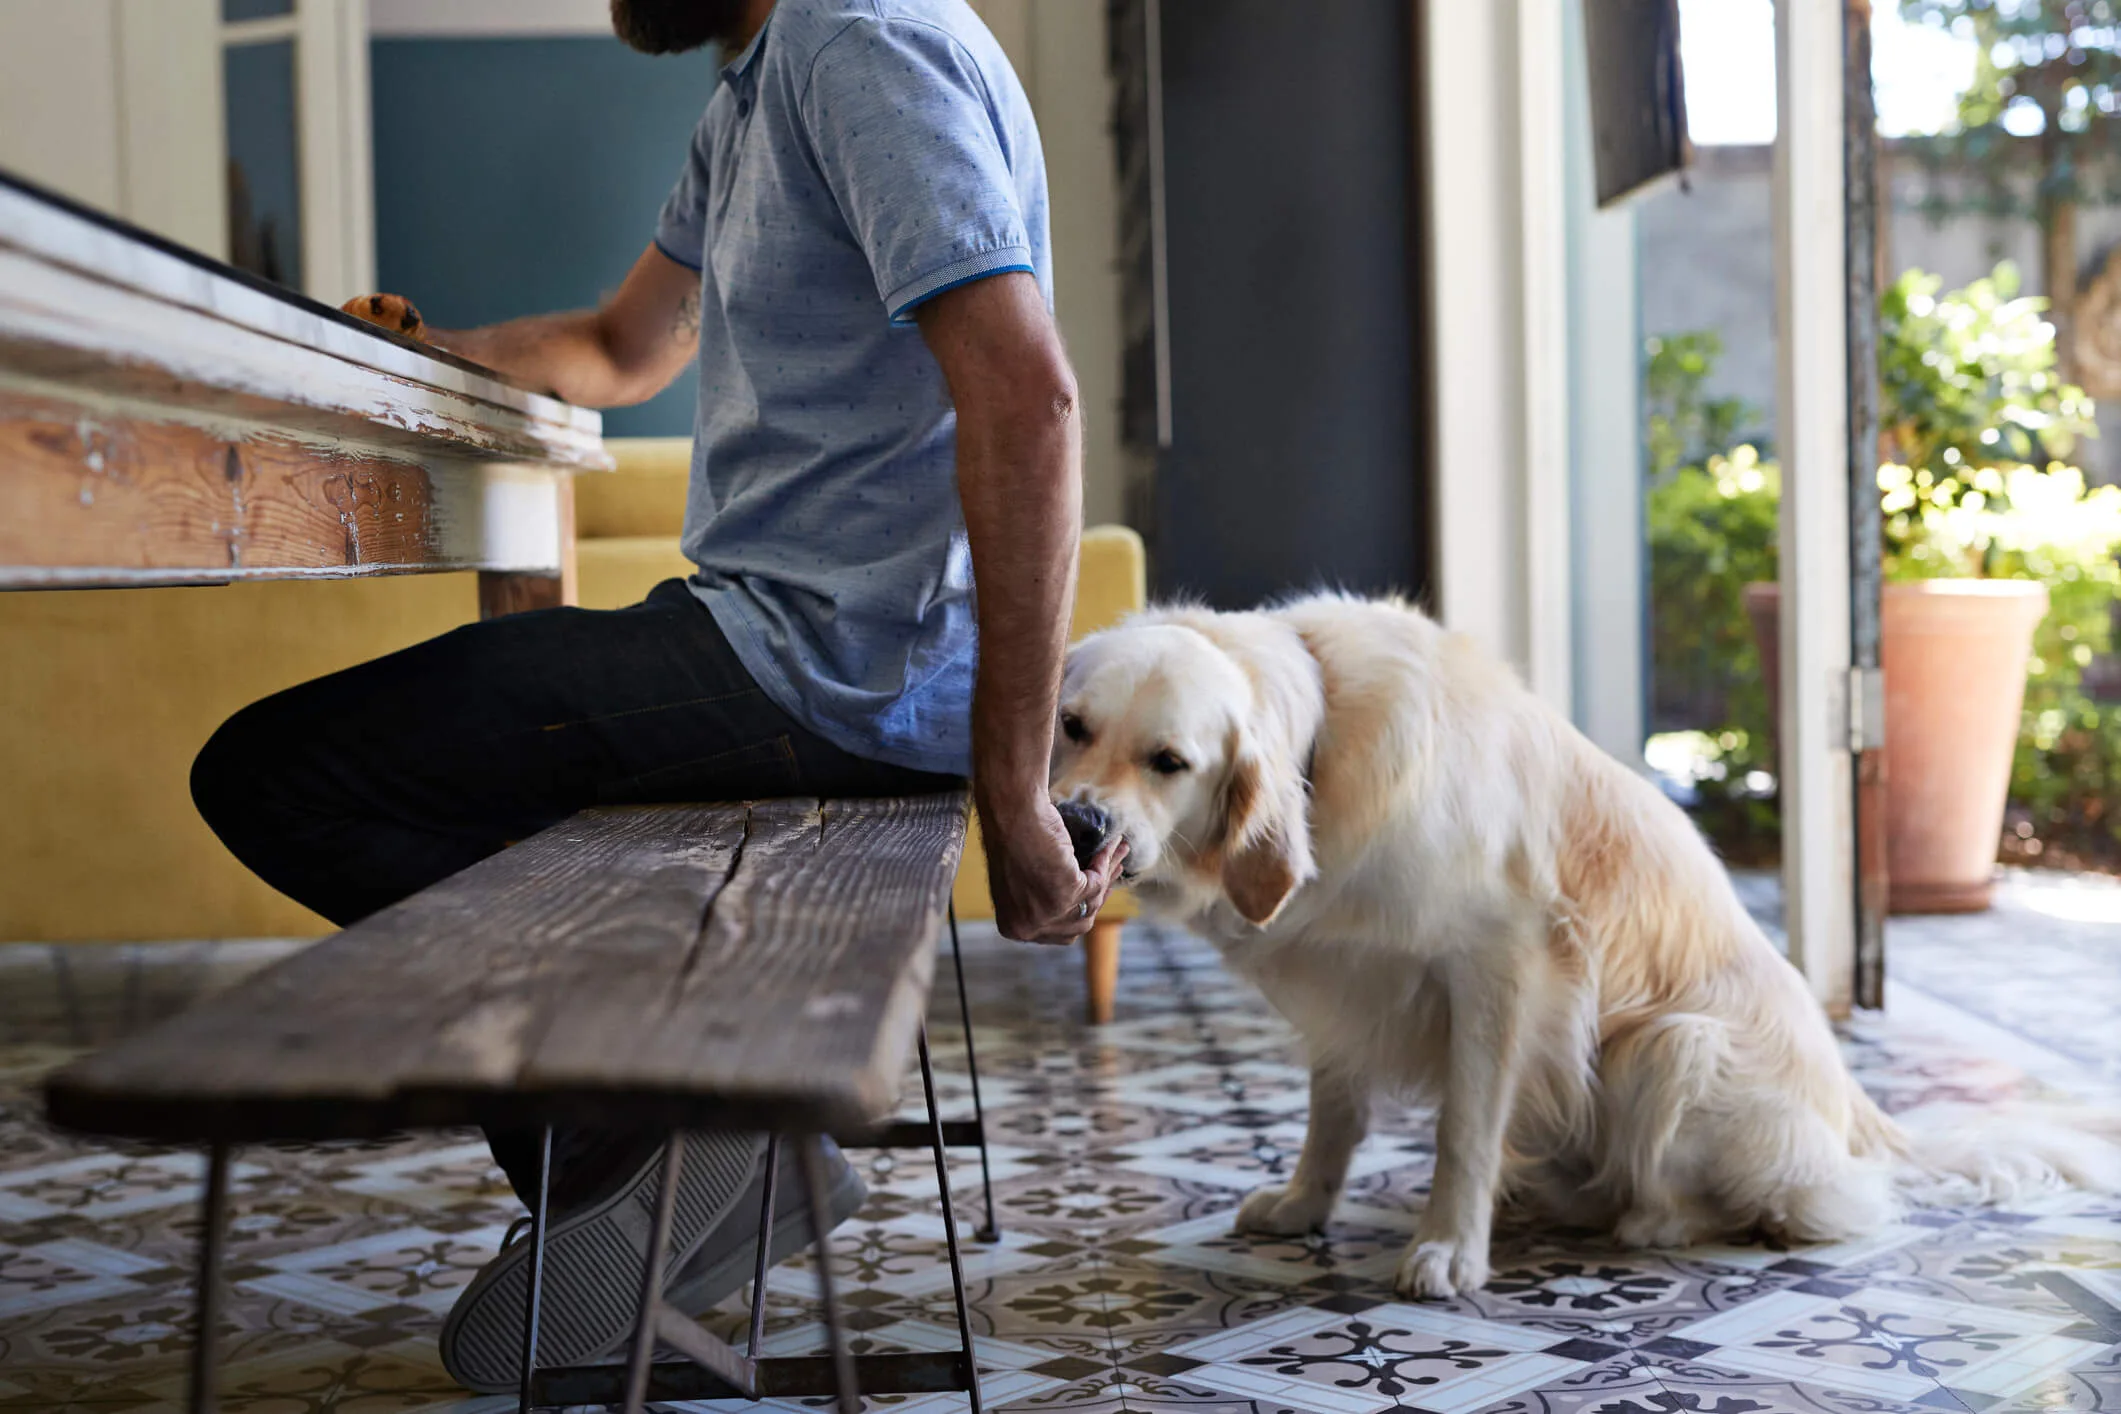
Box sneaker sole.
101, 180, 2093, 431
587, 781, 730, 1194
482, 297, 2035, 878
664, 1146, 869, 1322
439, 1130, 761, 1395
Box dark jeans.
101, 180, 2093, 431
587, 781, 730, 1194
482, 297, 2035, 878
191, 578, 958, 1204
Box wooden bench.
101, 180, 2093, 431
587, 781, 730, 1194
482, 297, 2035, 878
45, 792, 992, 1414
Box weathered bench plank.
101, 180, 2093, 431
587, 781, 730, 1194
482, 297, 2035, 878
45, 794, 968, 1143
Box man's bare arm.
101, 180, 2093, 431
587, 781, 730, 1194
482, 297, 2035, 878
918, 271, 1123, 943
421, 243, 702, 407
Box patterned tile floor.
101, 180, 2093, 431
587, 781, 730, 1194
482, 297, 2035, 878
1, 873, 2117, 1414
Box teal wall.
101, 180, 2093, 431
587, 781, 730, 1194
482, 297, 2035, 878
369, 37, 718, 438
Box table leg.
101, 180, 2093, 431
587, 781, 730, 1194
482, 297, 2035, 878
919, 1027, 985, 1413
187, 1144, 231, 1414
621, 1135, 685, 1414
747, 1134, 781, 1356
801, 1135, 860, 1414
516, 1126, 552, 1414
1083, 919, 1123, 1025
947, 903, 1000, 1242
478, 476, 576, 619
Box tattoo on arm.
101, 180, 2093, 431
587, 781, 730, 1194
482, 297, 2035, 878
672, 287, 702, 344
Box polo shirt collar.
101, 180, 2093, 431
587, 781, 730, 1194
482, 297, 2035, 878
721, 13, 771, 84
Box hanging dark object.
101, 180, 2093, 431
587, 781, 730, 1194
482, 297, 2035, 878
1583, 0, 1691, 207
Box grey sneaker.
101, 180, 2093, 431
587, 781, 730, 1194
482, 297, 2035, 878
439, 1130, 762, 1394
664, 1138, 868, 1323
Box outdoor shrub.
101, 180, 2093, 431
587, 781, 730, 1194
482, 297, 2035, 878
1878, 264, 2096, 476
1645, 447, 1781, 857
1646, 262, 2120, 867
1644, 331, 1768, 480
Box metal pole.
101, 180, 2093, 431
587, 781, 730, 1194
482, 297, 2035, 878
516, 1126, 552, 1414
1844, 0, 1889, 1008
187, 1144, 231, 1414
621, 1136, 686, 1414
1145, 0, 1173, 449
947, 903, 1000, 1242
747, 1134, 782, 1356
801, 1136, 860, 1414
920, 1028, 984, 1414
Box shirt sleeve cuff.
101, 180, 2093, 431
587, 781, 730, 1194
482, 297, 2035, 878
653, 231, 704, 272
883, 246, 1035, 324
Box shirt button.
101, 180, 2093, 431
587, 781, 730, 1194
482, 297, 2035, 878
737, 97, 752, 118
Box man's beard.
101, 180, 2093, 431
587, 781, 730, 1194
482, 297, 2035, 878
610, 0, 755, 54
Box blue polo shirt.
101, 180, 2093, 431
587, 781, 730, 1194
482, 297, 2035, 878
653, 0, 1050, 778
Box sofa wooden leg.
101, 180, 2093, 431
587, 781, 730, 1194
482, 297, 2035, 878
1083, 920, 1122, 1025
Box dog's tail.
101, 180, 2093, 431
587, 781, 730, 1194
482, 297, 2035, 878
1860, 1086, 2121, 1205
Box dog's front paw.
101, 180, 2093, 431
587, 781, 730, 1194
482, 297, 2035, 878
1393, 1237, 1489, 1300
1234, 1183, 1335, 1237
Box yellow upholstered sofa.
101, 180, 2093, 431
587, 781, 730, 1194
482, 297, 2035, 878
2, 438, 1145, 1020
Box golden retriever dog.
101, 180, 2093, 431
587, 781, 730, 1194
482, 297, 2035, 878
1050, 593, 2120, 1300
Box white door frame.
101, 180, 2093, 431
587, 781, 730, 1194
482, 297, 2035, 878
1419, 0, 1574, 716
1772, 0, 1857, 1014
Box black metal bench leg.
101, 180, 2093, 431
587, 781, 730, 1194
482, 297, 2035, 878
747, 1133, 781, 1356
947, 902, 1000, 1242
621, 1135, 685, 1414
187, 1143, 231, 1414
801, 1134, 860, 1414
516, 1125, 552, 1414
920, 1027, 984, 1414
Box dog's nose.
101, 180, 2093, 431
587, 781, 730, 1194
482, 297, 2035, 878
1054, 800, 1112, 869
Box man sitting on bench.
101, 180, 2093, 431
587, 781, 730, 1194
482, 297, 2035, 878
187, 0, 1125, 1392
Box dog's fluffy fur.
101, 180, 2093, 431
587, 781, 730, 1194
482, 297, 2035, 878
1051, 593, 2121, 1299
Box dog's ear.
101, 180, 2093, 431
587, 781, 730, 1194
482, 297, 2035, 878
1215, 730, 1315, 926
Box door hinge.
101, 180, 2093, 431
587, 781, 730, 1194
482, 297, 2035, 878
1847, 666, 1885, 753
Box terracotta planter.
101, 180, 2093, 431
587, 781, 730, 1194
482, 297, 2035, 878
1743, 580, 2048, 914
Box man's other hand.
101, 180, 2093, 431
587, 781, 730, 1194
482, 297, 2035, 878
984, 795, 1126, 945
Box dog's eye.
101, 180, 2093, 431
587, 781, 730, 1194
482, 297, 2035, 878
1060, 712, 1090, 745
1148, 748, 1189, 776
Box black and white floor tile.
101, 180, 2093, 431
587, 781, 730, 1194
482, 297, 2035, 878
1, 872, 2117, 1413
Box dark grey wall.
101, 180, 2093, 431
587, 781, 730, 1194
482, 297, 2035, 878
369, 37, 718, 438
1150, 0, 1423, 608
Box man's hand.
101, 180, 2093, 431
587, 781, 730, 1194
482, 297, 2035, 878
342, 243, 702, 407
984, 798, 1127, 944
918, 270, 1109, 944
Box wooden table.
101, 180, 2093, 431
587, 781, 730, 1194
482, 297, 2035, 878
0, 169, 609, 612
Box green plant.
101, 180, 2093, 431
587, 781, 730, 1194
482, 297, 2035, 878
1878, 264, 2097, 478
1646, 263, 2120, 865
1643, 331, 1767, 481
1646, 446, 1782, 857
